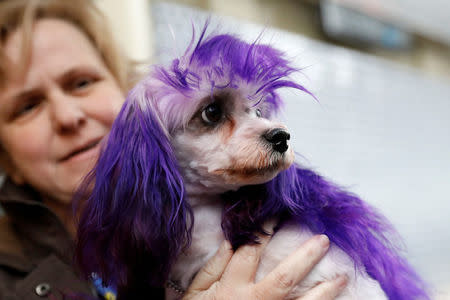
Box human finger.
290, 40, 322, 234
298, 275, 348, 300
253, 234, 330, 300
221, 230, 272, 286
186, 240, 233, 293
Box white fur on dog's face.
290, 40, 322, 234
171, 90, 294, 195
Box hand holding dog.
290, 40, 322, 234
183, 235, 348, 300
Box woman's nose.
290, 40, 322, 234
49, 93, 86, 134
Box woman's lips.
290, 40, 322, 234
60, 139, 101, 163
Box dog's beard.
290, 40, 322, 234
212, 148, 294, 185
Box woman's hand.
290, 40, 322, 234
182, 234, 348, 300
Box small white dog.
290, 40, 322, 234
75, 27, 428, 300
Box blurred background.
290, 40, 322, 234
96, 0, 450, 299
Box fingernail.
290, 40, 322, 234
318, 234, 330, 248
262, 220, 276, 236
220, 239, 232, 253
335, 275, 349, 290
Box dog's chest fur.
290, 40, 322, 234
168, 200, 387, 300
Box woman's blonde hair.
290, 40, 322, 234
0, 0, 135, 91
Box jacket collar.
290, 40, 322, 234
0, 178, 74, 270
0, 177, 43, 207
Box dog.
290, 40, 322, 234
75, 25, 429, 299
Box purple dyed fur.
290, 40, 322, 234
75, 99, 192, 292
75, 23, 429, 299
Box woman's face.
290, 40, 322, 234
0, 19, 125, 204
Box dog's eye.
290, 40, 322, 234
202, 103, 223, 124
255, 108, 262, 118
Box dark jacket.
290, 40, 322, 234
0, 178, 95, 300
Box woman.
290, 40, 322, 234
0, 1, 347, 299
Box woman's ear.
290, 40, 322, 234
0, 150, 25, 185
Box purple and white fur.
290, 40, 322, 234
75, 24, 429, 299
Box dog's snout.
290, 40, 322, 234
263, 128, 290, 153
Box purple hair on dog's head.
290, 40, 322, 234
142, 22, 313, 133
75, 22, 429, 299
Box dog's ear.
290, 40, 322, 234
74, 83, 192, 292
264, 165, 429, 299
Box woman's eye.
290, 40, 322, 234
255, 108, 262, 118
74, 78, 92, 89
15, 97, 41, 117
19, 102, 38, 115
201, 103, 223, 124
67, 76, 96, 92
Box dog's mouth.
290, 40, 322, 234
214, 156, 288, 179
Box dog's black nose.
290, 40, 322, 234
263, 128, 290, 153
